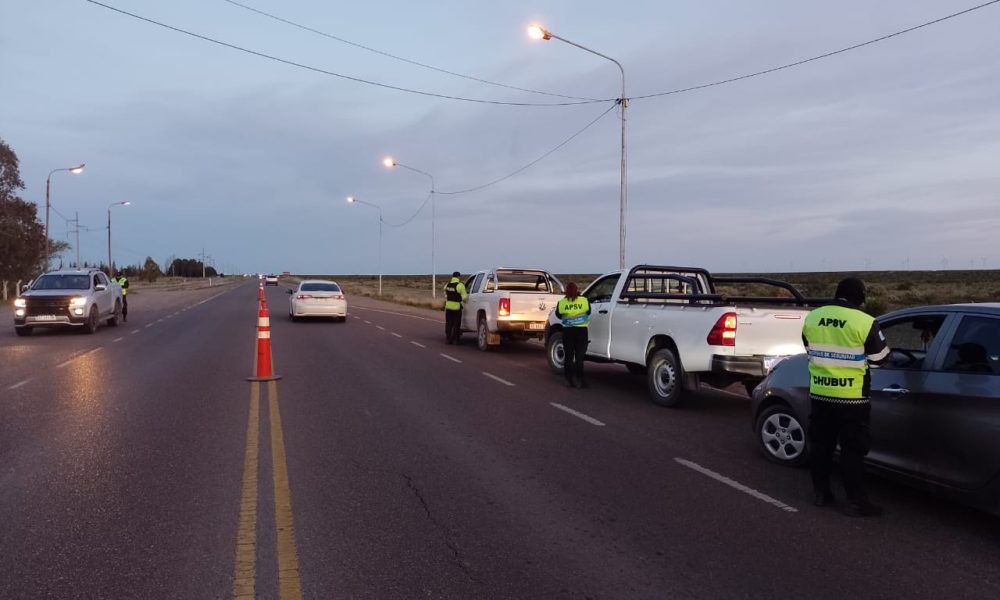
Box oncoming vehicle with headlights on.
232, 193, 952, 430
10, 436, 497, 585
287, 280, 347, 322
13, 269, 123, 336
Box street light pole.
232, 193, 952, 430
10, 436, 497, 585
346, 196, 384, 296
528, 24, 628, 269
382, 157, 437, 298
107, 201, 130, 277
44, 163, 85, 271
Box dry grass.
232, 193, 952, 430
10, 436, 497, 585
292, 271, 1000, 316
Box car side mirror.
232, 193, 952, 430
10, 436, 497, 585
21, 284, 29, 293
95, 284, 107, 291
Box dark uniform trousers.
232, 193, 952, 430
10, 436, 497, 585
809, 399, 872, 502
445, 309, 463, 343
562, 327, 589, 383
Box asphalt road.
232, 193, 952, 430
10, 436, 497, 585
2, 281, 998, 599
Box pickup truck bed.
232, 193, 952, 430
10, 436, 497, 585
461, 268, 564, 351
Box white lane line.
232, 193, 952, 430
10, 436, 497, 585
351, 304, 444, 323
391, 332, 403, 338
674, 458, 798, 513
145, 323, 154, 328
376, 325, 385, 331
113, 337, 124, 342
410, 341, 426, 348
131, 329, 140, 335
550, 402, 605, 426
439, 353, 462, 363
364, 320, 372, 325
56, 347, 102, 368
482, 371, 515, 387
156, 318, 164, 323
353, 316, 360, 320
7, 379, 31, 390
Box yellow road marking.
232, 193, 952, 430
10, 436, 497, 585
232, 383, 260, 599
268, 380, 303, 599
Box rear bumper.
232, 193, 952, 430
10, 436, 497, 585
711, 355, 766, 378
292, 302, 347, 317
496, 319, 548, 335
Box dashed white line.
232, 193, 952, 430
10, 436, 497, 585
145, 323, 154, 328
113, 337, 124, 343
391, 332, 403, 338
439, 353, 462, 363
351, 304, 443, 323
156, 318, 164, 323
56, 347, 102, 368
7, 379, 31, 390
674, 458, 798, 513
364, 320, 372, 325
550, 402, 605, 426
131, 329, 140, 335
376, 325, 385, 331
410, 341, 426, 348
353, 316, 361, 320
482, 372, 515, 387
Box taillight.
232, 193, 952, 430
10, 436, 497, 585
707, 312, 737, 346
498, 297, 511, 317
296, 294, 311, 300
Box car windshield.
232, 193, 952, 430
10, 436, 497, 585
31, 274, 90, 290
300, 283, 341, 292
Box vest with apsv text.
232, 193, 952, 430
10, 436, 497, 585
557, 297, 590, 328
802, 305, 875, 399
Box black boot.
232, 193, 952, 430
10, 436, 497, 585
813, 490, 834, 507
564, 379, 577, 388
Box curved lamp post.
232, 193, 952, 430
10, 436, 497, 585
45, 163, 85, 270
107, 201, 130, 276
347, 196, 384, 296
382, 156, 437, 298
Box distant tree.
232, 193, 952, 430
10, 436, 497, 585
142, 256, 162, 282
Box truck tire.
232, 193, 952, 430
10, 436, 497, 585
545, 330, 565, 375
476, 316, 492, 352
14, 326, 31, 337
84, 306, 99, 334
647, 348, 684, 407
108, 300, 122, 327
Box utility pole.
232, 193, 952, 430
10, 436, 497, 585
200, 248, 206, 278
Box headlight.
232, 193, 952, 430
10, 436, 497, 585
14, 298, 26, 308
69, 297, 87, 307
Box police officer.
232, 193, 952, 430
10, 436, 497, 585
556, 282, 590, 388
443, 271, 467, 344
115, 272, 130, 322
802, 278, 890, 517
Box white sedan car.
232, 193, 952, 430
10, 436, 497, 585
288, 280, 347, 321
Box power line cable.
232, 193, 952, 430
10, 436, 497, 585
436, 101, 619, 195
219, 0, 601, 102
382, 191, 432, 228
631, 0, 1000, 100
82, 0, 611, 107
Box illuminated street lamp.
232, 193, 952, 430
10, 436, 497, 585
346, 196, 384, 296
45, 163, 85, 270
107, 201, 130, 276
528, 22, 628, 269
382, 156, 438, 298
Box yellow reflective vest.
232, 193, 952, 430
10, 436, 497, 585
556, 296, 590, 328
802, 304, 875, 399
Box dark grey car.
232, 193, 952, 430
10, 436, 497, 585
751, 303, 1000, 515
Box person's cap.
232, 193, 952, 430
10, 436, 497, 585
835, 277, 866, 306
452, 271, 461, 277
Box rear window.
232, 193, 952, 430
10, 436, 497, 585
301, 283, 341, 292
495, 271, 561, 293
32, 274, 91, 290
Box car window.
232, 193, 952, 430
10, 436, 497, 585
98, 273, 110, 285
300, 283, 341, 292
93, 274, 101, 288
941, 316, 1000, 375
484, 275, 495, 293
880, 314, 946, 370
584, 274, 621, 304
470, 273, 484, 294
495, 270, 554, 292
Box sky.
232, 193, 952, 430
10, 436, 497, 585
2, 0, 999, 275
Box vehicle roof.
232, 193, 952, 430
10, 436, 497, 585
883, 303, 1000, 317
298, 279, 340, 285
42, 269, 103, 275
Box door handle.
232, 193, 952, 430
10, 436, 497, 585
880, 387, 910, 395
599, 309, 609, 314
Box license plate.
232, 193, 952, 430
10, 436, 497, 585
34, 315, 57, 321
528, 322, 545, 330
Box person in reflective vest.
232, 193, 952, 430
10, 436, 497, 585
556, 282, 591, 388
802, 277, 890, 517
115, 274, 130, 322
443, 271, 467, 344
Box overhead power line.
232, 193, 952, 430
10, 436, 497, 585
219, 0, 601, 102
82, 0, 610, 107
383, 191, 432, 228
631, 0, 1000, 100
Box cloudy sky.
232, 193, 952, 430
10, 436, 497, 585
2, 0, 999, 275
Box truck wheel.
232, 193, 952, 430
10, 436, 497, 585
647, 348, 684, 407
108, 301, 122, 327
84, 306, 99, 334
476, 317, 492, 352
14, 326, 31, 337
546, 330, 565, 375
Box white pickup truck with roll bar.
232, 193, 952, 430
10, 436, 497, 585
544, 265, 828, 407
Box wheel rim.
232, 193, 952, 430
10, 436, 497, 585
550, 339, 565, 369
653, 361, 676, 397
760, 412, 806, 461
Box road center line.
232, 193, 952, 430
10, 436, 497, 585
674, 458, 798, 513
410, 341, 426, 348
375, 325, 385, 331
350, 304, 444, 323
7, 379, 31, 390
232, 383, 260, 599
268, 380, 303, 599
131, 329, 140, 335
482, 371, 515, 386
439, 353, 462, 363
391, 332, 403, 338
56, 347, 102, 368
145, 323, 154, 328
550, 402, 605, 426
113, 337, 124, 342
364, 320, 372, 324
156, 318, 164, 323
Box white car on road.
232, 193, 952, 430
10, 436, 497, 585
288, 280, 347, 322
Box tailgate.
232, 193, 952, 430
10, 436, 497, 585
733, 306, 808, 357
507, 293, 562, 322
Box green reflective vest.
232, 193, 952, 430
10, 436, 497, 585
802, 304, 875, 399
444, 278, 467, 311
116, 276, 129, 296
557, 296, 590, 328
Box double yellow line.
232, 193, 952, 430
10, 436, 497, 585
234, 348, 302, 598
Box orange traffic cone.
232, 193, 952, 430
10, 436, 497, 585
247, 304, 281, 381
258, 283, 264, 301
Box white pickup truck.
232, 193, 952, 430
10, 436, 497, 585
545, 265, 825, 407
460, 268, 564, 351
13, 268, 124, 336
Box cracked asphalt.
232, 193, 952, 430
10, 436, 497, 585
2, 281, 999, 599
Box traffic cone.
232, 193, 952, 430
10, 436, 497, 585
258, 283, 264, 301
247, 304, 281, 381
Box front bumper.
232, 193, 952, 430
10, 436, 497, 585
15, 315, 87, 327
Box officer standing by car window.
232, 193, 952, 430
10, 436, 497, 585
802, 277, 890, 517
115, 272, 130, 322
556, 282, 591, 388
443, 271, 467, 345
